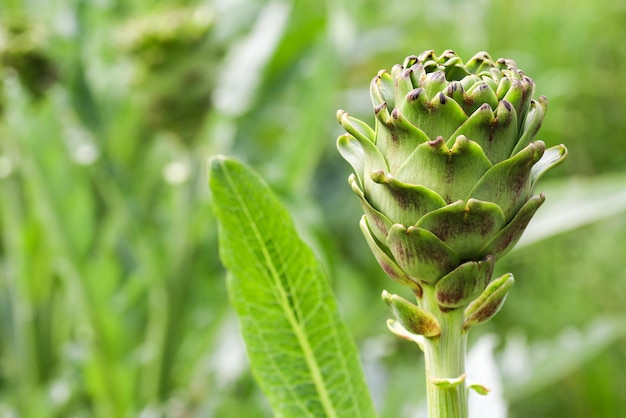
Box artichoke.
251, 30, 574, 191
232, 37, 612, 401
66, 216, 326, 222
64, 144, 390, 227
118, 6, 220, 143
0, 19, 57, 102
337, 50, 567, 310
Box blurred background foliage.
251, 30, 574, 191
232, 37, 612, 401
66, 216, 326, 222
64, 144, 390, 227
0, 0, 625, 417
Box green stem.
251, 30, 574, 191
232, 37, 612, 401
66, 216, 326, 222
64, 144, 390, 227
420, 286, 469, 418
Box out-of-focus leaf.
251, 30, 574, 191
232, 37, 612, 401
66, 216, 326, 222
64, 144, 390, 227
467, 335, 508, 418
517, 173, 626, 248
209, 156, 377, 418
499, 317, 626, 401
212, 0, 291, 118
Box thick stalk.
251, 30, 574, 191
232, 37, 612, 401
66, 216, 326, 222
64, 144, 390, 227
420, 286, 468, 418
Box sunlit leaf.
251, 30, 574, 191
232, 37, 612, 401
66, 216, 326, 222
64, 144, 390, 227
209, 156, 377, 418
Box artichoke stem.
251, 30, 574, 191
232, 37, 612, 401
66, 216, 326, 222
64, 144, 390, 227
420, 286, 469, 418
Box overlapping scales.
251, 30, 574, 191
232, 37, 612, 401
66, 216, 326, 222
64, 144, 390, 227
337, 50, 567, 308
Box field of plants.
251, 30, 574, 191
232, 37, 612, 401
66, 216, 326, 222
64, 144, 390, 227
1, 0, 625, 417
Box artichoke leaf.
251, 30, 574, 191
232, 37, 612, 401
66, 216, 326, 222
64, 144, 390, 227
480, 193, 545, 259
396, 135, 492, 203
464, 273, 515, 329
371, 69, 395, 109
369, 170, 447, 226
359, 216, 421, 292
511, 96, 548, 156
394, 66, 416, 107
435, 256, 494, 309
530, 144, 568, 189
337, 125, 388, 189
337, 109, 376, 144
376, 107, 431, 173
468, 140, 545, 220
415, 199, 506, 260
421, 71, 448, 100
465, 51, 496, 74
382, 291, 441, 337
399, 89, 468, 141
465, 82, 499, 114
350, 175, 394, 243
386, 224, 460, 285
502, 77, 534, 128
449, 100, 518, 164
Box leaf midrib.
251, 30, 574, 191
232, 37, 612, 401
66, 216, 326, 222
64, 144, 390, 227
220, 163, 339, 418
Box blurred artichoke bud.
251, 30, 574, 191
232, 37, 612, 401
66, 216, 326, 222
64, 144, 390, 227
118, 6, 220, 143
338, 50, 567, 304
0, 18, 57, 102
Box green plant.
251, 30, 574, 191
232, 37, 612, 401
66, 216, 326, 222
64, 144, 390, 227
3, 1, 626, 416
209, 50, 567, 417
336, 50, 567, 417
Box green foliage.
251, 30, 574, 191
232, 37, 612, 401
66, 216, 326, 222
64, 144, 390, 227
209, 156, 376, 418
0, 0, 625, 416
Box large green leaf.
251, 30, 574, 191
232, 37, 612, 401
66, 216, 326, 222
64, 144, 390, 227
208, 156, 377, 418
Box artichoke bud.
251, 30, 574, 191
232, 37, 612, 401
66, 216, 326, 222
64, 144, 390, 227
118, 6, 220, 142
463, 273, 515, 329
382, 290, 440, 337
337, 50, 567, 299
0, 19, 58, 100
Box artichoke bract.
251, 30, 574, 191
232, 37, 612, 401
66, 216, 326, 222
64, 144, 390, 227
337, 50, 567, 309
